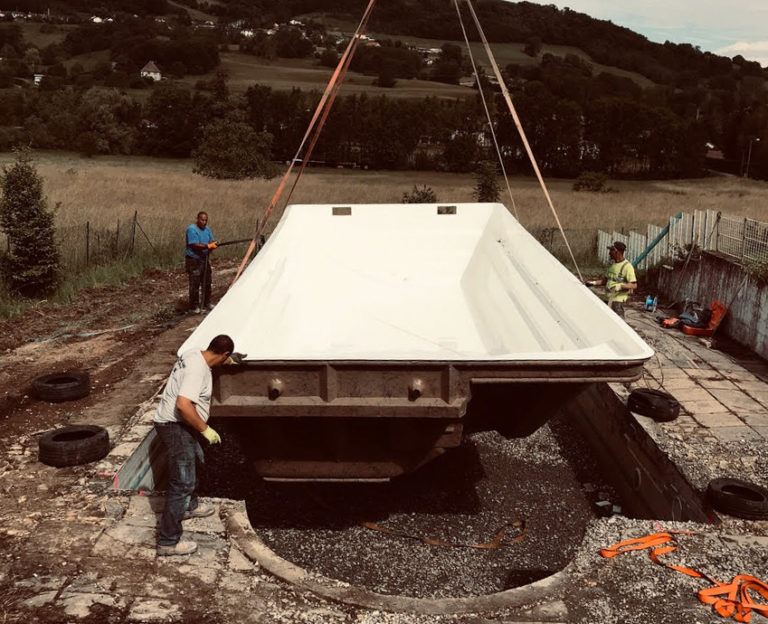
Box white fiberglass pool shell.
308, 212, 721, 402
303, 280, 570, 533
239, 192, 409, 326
180, 203, 653, 363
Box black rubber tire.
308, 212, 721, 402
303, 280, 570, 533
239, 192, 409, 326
706, 478, 768, 520
627, 388, 680, 422
31, 371, 90, 402
38, 425, 109, 467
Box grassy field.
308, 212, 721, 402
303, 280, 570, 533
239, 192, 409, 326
2, 151, 767, 253
17, 22, 77, 48
180, 51, 474, 99
1, 150, 767, 314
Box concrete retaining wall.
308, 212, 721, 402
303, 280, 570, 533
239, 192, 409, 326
657, 251, 768, 359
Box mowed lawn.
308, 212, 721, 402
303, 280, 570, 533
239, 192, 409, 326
2, 152, 767, 263
182, 52, 474, 99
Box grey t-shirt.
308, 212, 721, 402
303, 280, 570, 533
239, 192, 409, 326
154, 350, 212, 424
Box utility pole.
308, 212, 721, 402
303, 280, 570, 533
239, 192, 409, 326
744, 137, 760, 178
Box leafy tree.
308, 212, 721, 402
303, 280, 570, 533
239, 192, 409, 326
140, 82, 202, 157
474, 161, 500, 202
193, 112, 278, 180
351, 42, 422, 79
319, 47, 339, 68
523, 36, 542, 58
431, 43, 464, 85
442, 130, 479, 172
0, 151, 60, 297
402, 185, 437, 203
275, 27, 313, 58
375, 66, 397, 88
76, 89, 141, 155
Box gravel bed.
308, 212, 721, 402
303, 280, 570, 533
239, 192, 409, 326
202, 416, 623, 599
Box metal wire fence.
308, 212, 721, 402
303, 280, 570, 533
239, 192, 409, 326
1, 213, 265, 273
598, 210, 768, 269
0, 211, 599, 277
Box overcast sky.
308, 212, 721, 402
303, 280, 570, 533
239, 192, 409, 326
518, 1, 768, 67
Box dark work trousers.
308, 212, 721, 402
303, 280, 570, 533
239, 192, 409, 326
610, 301, 626, 318
155, 422, 204, 546
185, 256, 212, 309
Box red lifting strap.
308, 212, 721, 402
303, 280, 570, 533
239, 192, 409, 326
232, 0, 378, 286
600, 532, 768, 622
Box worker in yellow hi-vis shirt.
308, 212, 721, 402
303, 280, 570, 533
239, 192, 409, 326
585, 241, 637, 318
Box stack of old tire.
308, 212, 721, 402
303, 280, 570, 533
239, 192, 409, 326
32, 371, 110, 468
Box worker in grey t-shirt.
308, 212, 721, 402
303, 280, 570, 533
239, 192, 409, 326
154, 334, 234, 557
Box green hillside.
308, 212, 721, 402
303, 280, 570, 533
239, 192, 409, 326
0, 0, 765, 179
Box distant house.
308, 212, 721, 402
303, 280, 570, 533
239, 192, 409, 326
33, 73, 44, 87
706, 149, 725, 160
140, 61, 162, 82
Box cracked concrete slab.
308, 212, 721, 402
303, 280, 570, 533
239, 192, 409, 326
59, 591, 126, 618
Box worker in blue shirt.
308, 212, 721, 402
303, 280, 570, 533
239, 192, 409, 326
185, 211, 217, 314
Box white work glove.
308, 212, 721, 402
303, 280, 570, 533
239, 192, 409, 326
201, 426, 221, 444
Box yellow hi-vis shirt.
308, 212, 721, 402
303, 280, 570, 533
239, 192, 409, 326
604, 260, 636, 303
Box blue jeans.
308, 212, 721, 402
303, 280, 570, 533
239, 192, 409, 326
155, 422, 204, 546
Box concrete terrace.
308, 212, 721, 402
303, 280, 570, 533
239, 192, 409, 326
1, 305, 767, 623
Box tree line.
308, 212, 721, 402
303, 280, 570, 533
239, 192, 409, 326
0, 0, 766, 179
0, 74, 744, 179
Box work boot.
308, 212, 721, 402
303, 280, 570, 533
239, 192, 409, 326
157, 540, 198, 557
190, 306, 201, 315
183, 503, 215, 520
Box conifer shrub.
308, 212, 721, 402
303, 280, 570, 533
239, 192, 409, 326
473, 161, 501, 202
573, 171, 608, 192
0, 151, 60, 297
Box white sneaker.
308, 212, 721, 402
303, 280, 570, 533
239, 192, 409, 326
157, 540, 198, 556
183, 503, 215, 520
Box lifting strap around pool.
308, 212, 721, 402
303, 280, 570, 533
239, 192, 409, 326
452, 0, 518, 220
462, 0, 583, 282
600, 532, 768, 622
231, 0, 378, 286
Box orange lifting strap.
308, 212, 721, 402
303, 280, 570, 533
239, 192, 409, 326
231, 0, 378, 286
601, 532, 768, 622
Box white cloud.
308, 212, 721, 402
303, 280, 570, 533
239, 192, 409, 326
714, 41, 768, 67
514, 0, 768, 65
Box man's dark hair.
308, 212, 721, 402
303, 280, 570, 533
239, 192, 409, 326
197, 211, 208, 219
207, 334, 234, 355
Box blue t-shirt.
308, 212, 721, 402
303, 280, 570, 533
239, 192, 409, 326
185, 224, 214, 260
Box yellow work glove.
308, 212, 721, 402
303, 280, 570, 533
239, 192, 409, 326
201, 426, 221, 444
612, 283, 623, 292
207, 241, 218, 249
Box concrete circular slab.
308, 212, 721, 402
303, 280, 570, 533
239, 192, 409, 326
223, 506, 571, 615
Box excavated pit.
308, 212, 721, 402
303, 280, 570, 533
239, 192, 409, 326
115, 383, 711, 601
197, 394, 693, 600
